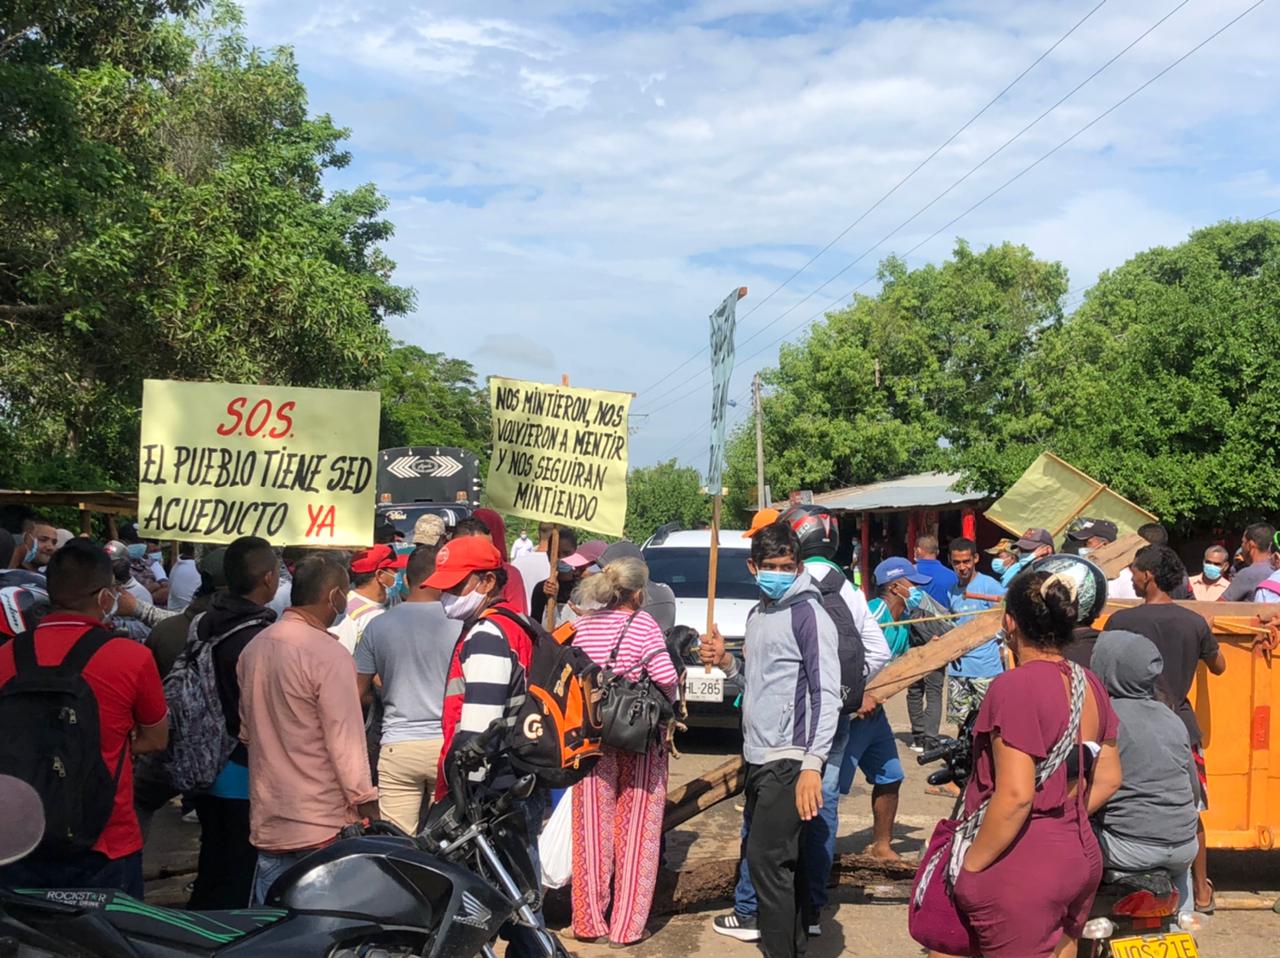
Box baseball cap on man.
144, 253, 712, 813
563, 539, 608, 569
423, 536, 503, 590
985, 537, 1017, 556
412, 513, 447, 546
874, 557, 931, 587
743, 508, 781, 538
1066, 518, 1118, 544
600, 541, 644, 566
1015, 528, 1055, 551
350, 544, 408, 575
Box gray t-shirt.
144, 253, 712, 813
1221, 560, 1273, 602
354, 601, 462, 744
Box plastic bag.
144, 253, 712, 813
538, 786, 574, 889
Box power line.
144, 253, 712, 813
630, 0, 1111, 401
636, 0, 1194, 419
654, 0, 1271, 464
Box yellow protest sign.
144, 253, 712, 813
138, 379, 379, 546
487, 377, 631, 538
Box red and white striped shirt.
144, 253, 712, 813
572, 608, 679, 698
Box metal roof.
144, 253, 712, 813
782, 472, 987, 513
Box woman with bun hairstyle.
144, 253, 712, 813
947, 570, 1123, 958
568, 557, 678, 946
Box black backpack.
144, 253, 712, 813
0, 627, 126, 857
811, 567, 867, 715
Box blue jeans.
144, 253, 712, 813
251, 848, 313, 906
734, 713, 852, 918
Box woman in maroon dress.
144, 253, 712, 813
948, 570, 1123, 957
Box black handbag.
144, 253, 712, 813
596, 612, 673, 754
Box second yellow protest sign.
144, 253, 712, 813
138, 379, 379, 546
487, 377, 631, 537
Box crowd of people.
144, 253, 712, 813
0, 502, 1275, 958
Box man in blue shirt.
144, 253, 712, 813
945, 537, 1005, 734
907, 536, 956, 751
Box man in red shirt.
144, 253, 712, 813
0, 539, 168, 896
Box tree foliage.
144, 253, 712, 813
724, 240, 1067, 522
626, 459, 711, 542
958, 219, 1280, 530
376, 345, 490, 454
0, 1, 412, 486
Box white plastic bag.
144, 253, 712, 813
538, 787, 574, 889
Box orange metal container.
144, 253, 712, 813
1100, 601, 1279, 851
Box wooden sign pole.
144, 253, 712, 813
542, 372, 572, 630
704, 493, 722, 672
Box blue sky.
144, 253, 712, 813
237, 0, 1280, 472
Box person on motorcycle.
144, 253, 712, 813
426, 535, 546, 958
1090, 630, 1199, 914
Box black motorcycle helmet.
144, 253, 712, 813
1026, 553, 1108, 625
779, 504, 839, 561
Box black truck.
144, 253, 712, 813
375, 445, 482, 539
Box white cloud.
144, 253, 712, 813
238, 0, 1280, 467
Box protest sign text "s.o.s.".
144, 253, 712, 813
138, 379, 378, 545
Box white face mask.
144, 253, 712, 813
440, 587, 487, 621
328, 588, 347, 629
98, 588, 119, 622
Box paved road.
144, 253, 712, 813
145, 694, 1280, 954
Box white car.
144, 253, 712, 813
643, 528, 757, 727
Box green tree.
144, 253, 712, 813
626, 459, 711, 542
0, 1, 411, 486
724, 240, 1067, 522
960, 219, 1280, 530
376, 345, 490, 454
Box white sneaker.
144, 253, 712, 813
712, 914, 760, 942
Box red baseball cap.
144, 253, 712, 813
350, 544, 408, 575
562, 539, 608, 570
423, 536, 503, 590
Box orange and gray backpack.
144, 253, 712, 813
495, 609, 605, 787
437, 607, 604, 792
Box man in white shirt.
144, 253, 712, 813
510, 521, 555, 612
166, 543, 201, 611
510, 530, 534, 559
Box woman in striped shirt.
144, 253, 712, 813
569, 557, 678, 946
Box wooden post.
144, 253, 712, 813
107, 515, 118, 541
860, 511, 872, 598
906, 510, 919, 559
962, 507, 977, 542
79, 509, 92, 537
704, 493, 722, 672
544, 527, 561, 630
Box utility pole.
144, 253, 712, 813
753, 371, 766, 510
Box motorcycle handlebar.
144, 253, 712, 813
446, 718, 508, 823
917, 738, 960, 765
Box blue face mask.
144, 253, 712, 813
905, 586, 925, 612
22, 536, 39, 566
755, 570, 797, 600
393, 570, 410, 599
1202, 563, 1223, 582
126, 543, 146, 560
147, 551, 163, 565
991, 557, 1007, 576
1001, 554, 1032, 587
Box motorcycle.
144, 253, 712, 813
0, 721, 569, 958
918, 721, 1205, 958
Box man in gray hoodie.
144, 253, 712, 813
701, 521, 841, 958
1091, 630, 1199, 913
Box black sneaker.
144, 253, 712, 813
712, 913, 760, 942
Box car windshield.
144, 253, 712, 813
643, 547, 758, 600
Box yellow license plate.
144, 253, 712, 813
1109, 931, 1199, 958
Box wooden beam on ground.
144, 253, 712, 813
543, 852, 918, 923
